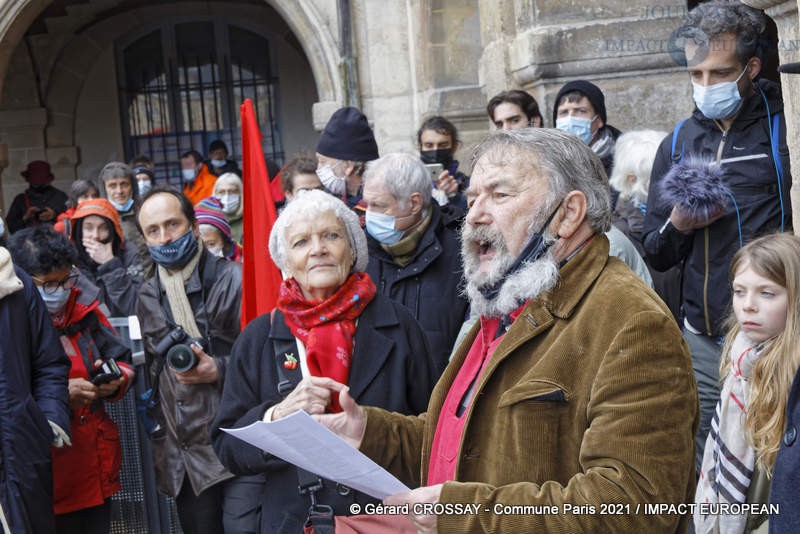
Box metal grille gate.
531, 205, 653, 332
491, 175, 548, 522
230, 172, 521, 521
117, 21, 284, 187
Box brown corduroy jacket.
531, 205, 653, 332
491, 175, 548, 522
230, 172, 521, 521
360, 235, 698, 533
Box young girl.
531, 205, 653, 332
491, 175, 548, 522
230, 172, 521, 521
695, 232, 800, 534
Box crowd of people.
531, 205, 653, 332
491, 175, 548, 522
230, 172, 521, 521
1, 1, 799, 533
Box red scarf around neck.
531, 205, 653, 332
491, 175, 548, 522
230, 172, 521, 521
277, 272, 376, 412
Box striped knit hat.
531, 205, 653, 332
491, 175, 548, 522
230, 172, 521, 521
195, 197, 232, 242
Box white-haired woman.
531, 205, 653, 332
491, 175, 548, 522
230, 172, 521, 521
608, 129, 666, 249
212, 190, 436, 533
213, 172, 243, 244
609, 129, 681, 322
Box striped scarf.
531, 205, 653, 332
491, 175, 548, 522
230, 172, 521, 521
695, 331, 762, 534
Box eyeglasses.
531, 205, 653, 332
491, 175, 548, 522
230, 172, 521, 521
32, 270, 79, 295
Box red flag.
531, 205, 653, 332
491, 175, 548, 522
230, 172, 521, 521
240, 98, 282, 329
270, 170, 286, 203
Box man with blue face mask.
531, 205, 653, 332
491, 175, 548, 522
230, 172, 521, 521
362, 152, 467, 373
135, 187, 260, 534
553, 80, 622, 187
643, 0, 792, 473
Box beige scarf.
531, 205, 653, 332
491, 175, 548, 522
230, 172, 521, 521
158, 246, 203, 338
0, 247, 23, 300
381, 209, 432, 267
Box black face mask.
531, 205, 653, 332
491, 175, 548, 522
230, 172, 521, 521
30, 183, 51, 193
478, 200, 563, 301
420, 149, 454, 170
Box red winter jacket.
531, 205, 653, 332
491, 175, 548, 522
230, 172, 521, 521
50, 287, 134, 515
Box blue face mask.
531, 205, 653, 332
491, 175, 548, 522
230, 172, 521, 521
147, 229, 198, 270
210, 159, 226, 168
182, 168, 197, 182
365, 211, 404, 245
692, 65, 748, 120
110, 197, 135, 212
37, 286, 72, 315
555, 115, 597, 145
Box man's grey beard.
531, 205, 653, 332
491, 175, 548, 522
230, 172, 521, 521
461, 224, 560, 318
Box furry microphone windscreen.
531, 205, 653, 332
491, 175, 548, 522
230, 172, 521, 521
660, 156, 729, 222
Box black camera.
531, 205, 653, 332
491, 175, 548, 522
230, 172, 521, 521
89, 358, 123, 386
154, 326, 206, 373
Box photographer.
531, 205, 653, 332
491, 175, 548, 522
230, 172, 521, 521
135, 187, 251, 534
8, 225, 134, 533
6, 160, 68, 233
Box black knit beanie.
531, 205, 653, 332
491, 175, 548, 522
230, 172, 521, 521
552, 80, 607, 125
316, 107, 379, 162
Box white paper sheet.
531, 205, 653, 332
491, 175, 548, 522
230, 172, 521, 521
222, 411, 409, 499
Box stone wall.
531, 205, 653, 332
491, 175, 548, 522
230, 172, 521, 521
743, 0, 800, 231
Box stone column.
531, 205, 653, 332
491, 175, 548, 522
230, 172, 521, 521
744, 0, 800, 233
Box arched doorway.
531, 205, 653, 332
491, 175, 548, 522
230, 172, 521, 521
118, 19, 284, 182
0, 1, 332, 213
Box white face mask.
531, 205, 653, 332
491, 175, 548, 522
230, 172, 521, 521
316, 164, 346, 196
207, 246, 224, 258
218, 193, 241, 214
182, 168, 197, 182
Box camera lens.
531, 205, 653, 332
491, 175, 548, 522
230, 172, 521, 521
165, 344, 197, 373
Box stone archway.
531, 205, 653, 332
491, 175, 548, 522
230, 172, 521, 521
0, 0, 48, 101
0, 0, 345, 115
0, 0, 347, 209
264, 0, 345, 125
40, 1, 347, 151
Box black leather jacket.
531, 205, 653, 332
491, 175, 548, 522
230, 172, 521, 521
136, 249, 242, 497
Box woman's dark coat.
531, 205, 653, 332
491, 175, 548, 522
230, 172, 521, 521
212, 294, 437, 534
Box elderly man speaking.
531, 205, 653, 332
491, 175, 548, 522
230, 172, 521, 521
317, 128, 698, 532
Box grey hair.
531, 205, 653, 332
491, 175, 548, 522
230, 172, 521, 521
471, 128, 612, 233
688, 0, 766, 64
609, 130, 667, 203
213, 172, 243, 195
268, 189, 368, 273
98, 161, 136, 199
363, 152, 432, 210
99, 161, 134, 182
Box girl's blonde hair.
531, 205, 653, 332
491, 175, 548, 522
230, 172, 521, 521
720, 232, 800, 474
